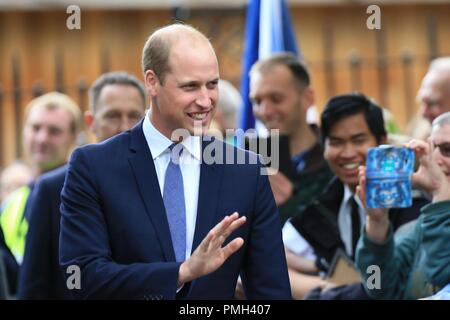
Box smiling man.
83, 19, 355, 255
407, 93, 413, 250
59, 24, 290, 299
0, 92, 80, 295
17, 71, 146, 300
249, 53, 333, 225
282, 93, 428, 299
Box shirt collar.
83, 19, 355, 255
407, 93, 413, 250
343, 183, 363, 208
180, 135, 202, 161
343, 184, 354, 204
142, 111, 201, 161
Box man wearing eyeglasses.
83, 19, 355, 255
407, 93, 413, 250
356, 111, 450, 299
433, 142, 450, 163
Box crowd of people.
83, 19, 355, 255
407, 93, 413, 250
0, 23, 449, 300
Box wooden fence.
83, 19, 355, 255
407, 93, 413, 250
1, 4, 449, 167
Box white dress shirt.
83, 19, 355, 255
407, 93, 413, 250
282, 184, 366, 260
282, 221, 317, 261
142, 114, 201, 260
338, 185, 365, 257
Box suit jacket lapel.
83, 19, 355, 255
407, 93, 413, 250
192, 138, 224, 252
127, 121, 175, 262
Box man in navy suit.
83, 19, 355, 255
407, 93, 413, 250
18, 71, 147, 299
59, 24, 291, 299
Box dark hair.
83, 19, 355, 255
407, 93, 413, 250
89, 71, 146, 113
320, 93, 387, 144
250, 52, 310, 90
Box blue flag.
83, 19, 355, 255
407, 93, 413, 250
238, 0, 299, 131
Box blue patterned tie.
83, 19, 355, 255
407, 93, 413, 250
163, 144, 186, 262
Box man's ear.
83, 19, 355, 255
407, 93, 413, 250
145, 70, 159, 97
84, 110, 94, 130
302, 87, 314, 112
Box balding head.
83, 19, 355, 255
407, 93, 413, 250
142, 24, 213, 85
142, 24, 219, 139
429, 57, 450, 74
418, 56, 450, 122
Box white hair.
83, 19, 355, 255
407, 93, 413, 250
432, 111, 450, 128
429, 57, 450, 73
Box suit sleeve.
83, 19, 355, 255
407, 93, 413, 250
59, 148, 181, 299
18, 179, 53, 299
241, 164, 292, 299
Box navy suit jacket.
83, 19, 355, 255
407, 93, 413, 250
18, 165, 73, 299
59, 121, 291, 299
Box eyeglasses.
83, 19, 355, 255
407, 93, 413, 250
435, 142, 450, 158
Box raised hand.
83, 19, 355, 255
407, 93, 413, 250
356, 165, 390, 243
178, 212, 246, 285
407, 138, 450, 201
267, 168, 294, 206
